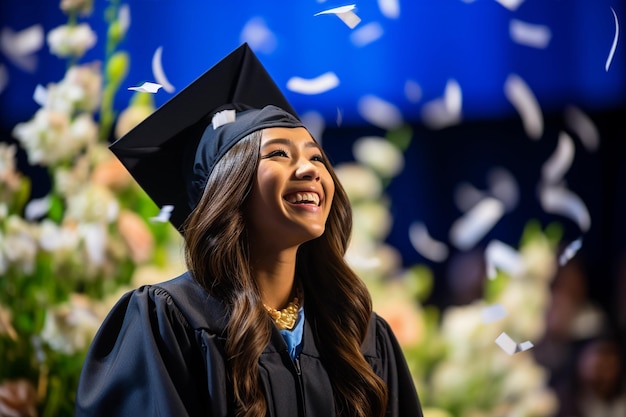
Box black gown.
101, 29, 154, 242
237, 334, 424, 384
75, 272, 423, 417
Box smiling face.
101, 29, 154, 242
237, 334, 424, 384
246, 127, 335, 251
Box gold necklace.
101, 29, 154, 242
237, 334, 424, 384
264, 293, 301, 330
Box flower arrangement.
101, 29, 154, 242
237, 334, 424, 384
336, 128, 560, 417
0, 1, 183, 415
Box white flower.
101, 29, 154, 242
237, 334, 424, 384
39, 219, 79, 252
78, 222, 107, 265
334, 162, 382, 202
47, 23, 97, 58
0, 143, 20, 191
353, 136, 404, 178
1, 216, 39, 275
352, 200, 393, 241
65, 183, 119, 224
60, 0, 94, 16
62, 64, 102, 112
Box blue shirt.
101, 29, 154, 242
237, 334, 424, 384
279, 307, 304, 360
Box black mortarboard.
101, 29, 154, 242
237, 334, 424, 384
109, 43, 304, 231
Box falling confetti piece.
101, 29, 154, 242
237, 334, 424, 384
404, 80, 422, 103
240, 17, 277, 54
494, 0, 525, 11
350, 22, 384, 47
409, 222, 449, 262
541, 131, 575, 185
314, 4, 361, 29
564, 106, 599, 152
482, 304, 508, 323
118, 4, 131, 37
421, 79, 463, 129
454, 182, 486, 213
152, 46, 176, 93
150, 205, 174, 223
504, 74, 543, 140
495, 332, 534, 355
606, 7, 619, 72
559, 237, 583, 266
287, 72, 339, 95
510, 19, 552, 49
449, 197, 505, 250
212, 109, 236, 129
128, 81, 163, 93
378, 0, 400, 19
24, 196, 50, 220
485, 239, 525, 279
357, 94, 404, 130
33, 84, 47, 107
0, 64, 7, 95
0, 25, 44, 72
487, 167, 519, 212
539, 185, 591, 232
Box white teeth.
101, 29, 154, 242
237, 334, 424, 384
285, 192, 320, 206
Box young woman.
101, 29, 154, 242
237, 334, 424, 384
75, 46, 422, 417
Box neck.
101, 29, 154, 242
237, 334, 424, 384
251, 245, 299, 310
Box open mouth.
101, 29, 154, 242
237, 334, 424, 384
284, 192, 321, 206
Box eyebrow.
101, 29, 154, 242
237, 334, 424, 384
261, 137, 321, 151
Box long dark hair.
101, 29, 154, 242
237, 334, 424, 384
184, 130, 388, 417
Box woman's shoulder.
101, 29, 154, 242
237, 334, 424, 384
361, 312, 402, 359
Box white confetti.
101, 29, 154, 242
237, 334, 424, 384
152, 46, 176, 94
504, 74, 543, 140
449, 197, 505, 250
212, 109, 236, 129
240, 17, 277, 54
287, 72, 339, 95
378, 0, 400, 19
541, 131, 575, 185
539, 185, 591, 232
118, 4, 131, 38
315, 4, 361, 29
606, 7, 619, 72
409, 222, 449, 262
24, 196, 50, 220
0, 25, 44, 72
485, 239, 525, 279
510, 19, 552, 49
404, 80, 422, 103
33, 84, 48, 107
559, 237, 583, 266
495, 332, 534, 355
453, 182, 486, 213
487, 167, 519, 212
350, 22, 384, 47
482, 304, 508, 323
150, 205, 174, 223
357, 94, 404, 130
564, 106, 599, 152
421, 79, 463, 129
128, 81, 163, 93
494, 0, 525, 11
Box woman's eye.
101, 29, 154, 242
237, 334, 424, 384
311, 155, 325, 163
265, 149, 288, 158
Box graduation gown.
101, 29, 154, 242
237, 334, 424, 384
75, 272, 423, 417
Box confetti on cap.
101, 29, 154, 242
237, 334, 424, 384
495, 332, 534, 355
211, 109, 236, 129
449, 197, 505, 250
606, 7, 619, 72
33, 84, 47, 107
150, 205, 175, 223
541, 132, 575, 185
510, 19, 552, 49
409, 222, 449, 262
539, 185, 591, 232
559, 237, 583, 266
350, 22, 384, 47
494, 0, 525, 11
564, 106, 599, 152
504, 73, 543, 140
314, 4, 362, 29
0, 25, 44, 72
286, 72, 340, 95
358, 94, 404, 130
485, 239, 525, 279
152, 46, 176, 93
128, 81, 163, 93
482, 303, 508, 324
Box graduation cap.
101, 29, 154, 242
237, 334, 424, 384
109, 43, 304, 231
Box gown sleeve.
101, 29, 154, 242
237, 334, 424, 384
75, 285, 209, 417
373, 314, 424, 417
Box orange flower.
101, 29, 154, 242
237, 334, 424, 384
117, 210, 154, 264
91, 156, 132, 191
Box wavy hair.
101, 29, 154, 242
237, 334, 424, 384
183, 130, 388, 417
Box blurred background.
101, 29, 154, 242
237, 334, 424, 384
1, 0, 625, 416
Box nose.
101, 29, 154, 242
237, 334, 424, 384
295, 158, 320, 181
